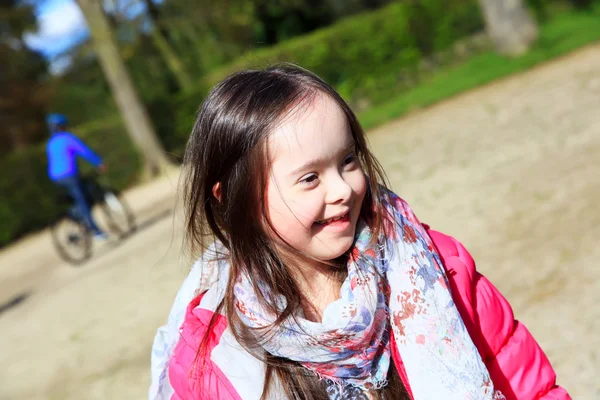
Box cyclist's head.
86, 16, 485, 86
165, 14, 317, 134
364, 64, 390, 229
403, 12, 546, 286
47, 113, 68, 133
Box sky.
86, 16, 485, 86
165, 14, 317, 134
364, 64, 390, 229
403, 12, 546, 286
23, 0, 151, 74
24, 0, 90, 59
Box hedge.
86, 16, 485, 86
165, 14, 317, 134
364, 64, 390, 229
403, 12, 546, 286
149, 0, 485, 157
200, 1, 483, 105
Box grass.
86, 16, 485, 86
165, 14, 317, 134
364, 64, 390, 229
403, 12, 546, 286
358, 7, 600, 130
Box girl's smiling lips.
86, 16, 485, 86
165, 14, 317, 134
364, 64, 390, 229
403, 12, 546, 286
316, 210, 350, 225
313, 211, 351, 232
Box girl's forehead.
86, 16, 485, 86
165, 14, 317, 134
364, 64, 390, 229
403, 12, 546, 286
267, 94, 353, 168
269, 95, 348, 145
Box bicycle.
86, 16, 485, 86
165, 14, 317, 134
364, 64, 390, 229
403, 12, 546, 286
50, 174, 136, 265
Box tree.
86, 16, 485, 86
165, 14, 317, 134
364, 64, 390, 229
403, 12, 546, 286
477, 0, 538, 56
141, 0, 193, 91
0, 0, 50, 154
107, 0, 193, 91
75, 0, 171, 176
568, 0, 594, 8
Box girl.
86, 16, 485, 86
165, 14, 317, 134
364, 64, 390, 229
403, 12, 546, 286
150, 64, 570, 400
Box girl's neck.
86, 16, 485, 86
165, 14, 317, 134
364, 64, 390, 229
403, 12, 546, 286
292, 258, 347, 323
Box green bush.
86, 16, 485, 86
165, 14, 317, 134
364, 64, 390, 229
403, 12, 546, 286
0, 122, 140, 247
149, 85, 209, 159
527, 0, 600, 21
150, 0, 484, 160
200, 1, 482, 104
405, 0, 483, 53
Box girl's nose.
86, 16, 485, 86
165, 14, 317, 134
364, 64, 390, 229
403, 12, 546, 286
325, 172, 352, 205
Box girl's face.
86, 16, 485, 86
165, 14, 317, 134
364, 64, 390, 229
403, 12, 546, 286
266, 93, 367, 264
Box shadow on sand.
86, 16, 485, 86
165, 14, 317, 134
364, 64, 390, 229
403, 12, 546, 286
91, 208, 174, 261
0, 292, 31, 316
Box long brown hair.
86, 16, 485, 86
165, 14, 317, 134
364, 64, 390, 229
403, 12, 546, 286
182, 64, 405, 399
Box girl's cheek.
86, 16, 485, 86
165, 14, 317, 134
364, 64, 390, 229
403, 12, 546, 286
285, 206, 319, 230
293, 194, 324, 222
353, 170, 368, 197
267, 196, 314, 234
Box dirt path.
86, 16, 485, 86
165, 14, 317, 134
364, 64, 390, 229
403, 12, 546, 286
1, 44, 598, 399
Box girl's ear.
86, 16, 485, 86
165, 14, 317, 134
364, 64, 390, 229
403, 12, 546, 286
212, 182, 222, 202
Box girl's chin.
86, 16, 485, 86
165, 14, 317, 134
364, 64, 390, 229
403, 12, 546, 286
314, 237, 355, 262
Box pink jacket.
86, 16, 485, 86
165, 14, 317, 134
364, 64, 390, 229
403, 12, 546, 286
167, 228, 570, 400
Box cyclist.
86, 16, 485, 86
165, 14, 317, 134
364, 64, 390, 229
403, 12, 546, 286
46, 113, 107, 239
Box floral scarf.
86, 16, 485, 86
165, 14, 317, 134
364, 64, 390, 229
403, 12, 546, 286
232, 188, 496, 398
150, 188, 498, 399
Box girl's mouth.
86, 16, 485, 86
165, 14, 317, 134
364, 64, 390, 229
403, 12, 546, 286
315, 212, 350, 226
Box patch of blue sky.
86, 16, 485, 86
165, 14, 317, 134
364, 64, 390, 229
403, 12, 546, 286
24, 0, 89, 58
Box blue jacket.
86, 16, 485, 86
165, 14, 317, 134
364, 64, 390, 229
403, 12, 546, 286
46, 132, 103, 181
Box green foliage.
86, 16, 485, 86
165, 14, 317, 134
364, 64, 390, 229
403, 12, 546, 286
0, 1, 50, 155
49, 58, 117, 127
527, 0, 600, 22
49, 0, 483, 161
567, 0, 597, 8
4, 0, 600, 246
125, 36, 180, 100
1, 0, 37, 38
0, 146, 53, 246
405, 0, 482, 53
0, 42, 49, 155
528, 0, 550, 21
358, 6, 600, 129
153, 85, 210, 158
198, 1, 482, 108
146, 1, 483, 159
0, 122, 140, 247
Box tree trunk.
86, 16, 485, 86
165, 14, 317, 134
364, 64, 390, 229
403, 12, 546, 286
76, 0, 171, 176
143, 0, 193, 91
477, 0, 539, 56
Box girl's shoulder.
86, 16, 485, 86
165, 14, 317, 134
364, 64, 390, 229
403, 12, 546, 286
177, 291, 224, 345
424, 225, 497, 356
149, 242, 228, 400
424, 225, 570, 400
169, 289, 271, 400
424, 225, 477, 283
168, 291, 236, 400
424, 225, 493, 335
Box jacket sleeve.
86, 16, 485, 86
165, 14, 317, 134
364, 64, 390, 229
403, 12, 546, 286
428, 229, 571, 400
149, 257, 216, 400
168, 302, 240, 400
68, 134, 103, 167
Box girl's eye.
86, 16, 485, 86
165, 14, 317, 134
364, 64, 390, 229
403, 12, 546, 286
343, 153, 358, 167
299, 174, 319, 186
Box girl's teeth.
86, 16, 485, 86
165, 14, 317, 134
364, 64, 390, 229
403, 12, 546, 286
320, 215, 344, 224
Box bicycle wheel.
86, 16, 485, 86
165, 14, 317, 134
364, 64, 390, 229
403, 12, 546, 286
50, 214, 92, 265
99, 191, 136, 238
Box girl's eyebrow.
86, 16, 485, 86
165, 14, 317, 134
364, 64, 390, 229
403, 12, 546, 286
289, 142, 356, 176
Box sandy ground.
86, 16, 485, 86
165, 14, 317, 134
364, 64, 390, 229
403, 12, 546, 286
1, 44, 598, 399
